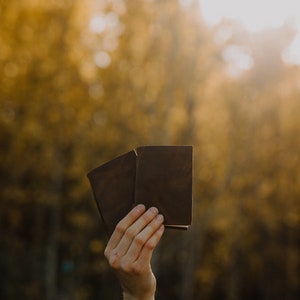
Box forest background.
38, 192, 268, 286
1, 0, 299, 299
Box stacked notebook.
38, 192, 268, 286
87, 146, 193, 237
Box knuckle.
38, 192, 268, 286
134, 234, 145, 246
109, 260, 119, 270
115, 222, 126, 234
120, 262, 132, 273
124, 228, 136, 240
130, 265, 142, 275
107, 251, 120, 269
121, 262, 141, 275
145, 240, 155, 250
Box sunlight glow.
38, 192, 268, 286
94, 51, 111, 68
222, 45, 254, 77
282, 33, 300, 65
199, 0, 300, 32
89, 12, 119, 34
199, 0, 300, 66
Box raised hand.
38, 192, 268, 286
104, 204, 165, 300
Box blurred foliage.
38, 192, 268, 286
0, 0, 300, 299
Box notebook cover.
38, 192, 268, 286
87, 146, 193, 237
134, 146, 193, 228
87, 150, 136, 238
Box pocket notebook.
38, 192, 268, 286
87, 146, 193, 237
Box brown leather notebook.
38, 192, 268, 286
87, 146, 193, 237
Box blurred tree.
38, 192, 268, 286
193, 22, 300, 300
0, 0, 300, 299
0, 1, 108, 299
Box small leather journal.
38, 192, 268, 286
87, 146, 193, 237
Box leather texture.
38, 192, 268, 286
87, 146, 193, 237
87, 150, 136, 238
134, 146, 193, 227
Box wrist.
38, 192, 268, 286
121, 273, 156, 300
123, 292, 155, 300
123, 284, 156, 300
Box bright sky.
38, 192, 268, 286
90, 0, 300, 71
199, 0, 300, 32
198, 0, 300, 70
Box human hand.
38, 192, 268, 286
104, 204, 165, 300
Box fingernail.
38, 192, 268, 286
156, 214, 164, 222
135, 204, 145, 212
159, 224, 165, 232
149, 207, 158, 214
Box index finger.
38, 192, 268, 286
105, 204, 146, 253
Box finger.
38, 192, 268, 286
105, 204, 145, 255
125, 214, 164, 261
137, 224, 165, 264
113, 207, 160, 257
